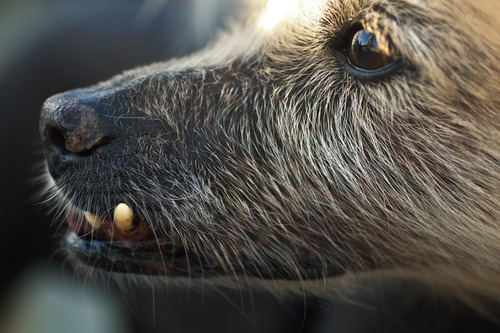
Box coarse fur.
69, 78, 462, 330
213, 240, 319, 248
39, 0, 500, 321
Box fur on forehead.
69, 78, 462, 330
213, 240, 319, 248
141, 0, 499, 77
251, 0, 500, 47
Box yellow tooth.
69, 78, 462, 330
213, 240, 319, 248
84, 211, 101, 229
113, 203, 134, 232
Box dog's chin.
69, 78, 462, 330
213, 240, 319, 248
63, 205, 223, 277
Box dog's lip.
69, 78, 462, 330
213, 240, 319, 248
65, 231, 195, 275
64, 204, 222, 275
65, 205, 153, 242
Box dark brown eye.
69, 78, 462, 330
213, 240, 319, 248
347, 29, 398, 71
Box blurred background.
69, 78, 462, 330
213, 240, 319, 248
0, 1, 498, 332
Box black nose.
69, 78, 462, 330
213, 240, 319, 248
40, 87, 170, 179
39, 92, 110, 178
40, 94, 105, 154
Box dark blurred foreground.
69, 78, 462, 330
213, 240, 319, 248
0, 1, 498, 332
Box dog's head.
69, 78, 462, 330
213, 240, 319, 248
39, 0, 500, 293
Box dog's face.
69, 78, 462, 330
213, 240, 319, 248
40, 0, 500, 287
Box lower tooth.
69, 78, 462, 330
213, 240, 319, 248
84, 211, 101, 229
113, 203, 135, 232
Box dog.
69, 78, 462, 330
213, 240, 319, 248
39, 0, 500, 322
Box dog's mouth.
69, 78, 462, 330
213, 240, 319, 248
65, 203, 220, 276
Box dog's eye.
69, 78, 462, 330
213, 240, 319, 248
346, 29, 399, 71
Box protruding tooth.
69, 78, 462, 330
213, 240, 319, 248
84, 211, 101, 229
113, 203, 134, 232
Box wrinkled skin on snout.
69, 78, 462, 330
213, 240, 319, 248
40, 0, 500, 302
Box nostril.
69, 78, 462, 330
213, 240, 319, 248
43, 125, 69, 154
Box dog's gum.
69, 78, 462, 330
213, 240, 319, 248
84, 211, 101, 229
113, 203, 134, 232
